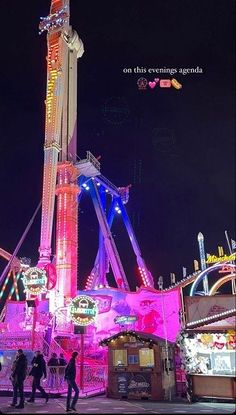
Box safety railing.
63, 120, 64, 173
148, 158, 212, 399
0, 364, 107, 396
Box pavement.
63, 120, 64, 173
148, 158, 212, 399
0, 396, 235, 414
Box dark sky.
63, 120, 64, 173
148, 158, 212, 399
0, 0, 235, 290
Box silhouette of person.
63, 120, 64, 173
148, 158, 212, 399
65, 351, 79, 412
28, 351, 49, 403
58, 353, 67, 386
47, 352, 59, 388
10, 349, 28, 408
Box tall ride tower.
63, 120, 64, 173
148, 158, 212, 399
38, 0, 84, 309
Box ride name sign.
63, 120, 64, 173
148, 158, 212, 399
22, 267, 47, 295
69, 295, 98, 326
114, 315, 138, 325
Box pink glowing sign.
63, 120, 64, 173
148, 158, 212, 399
78, 286, 181, 343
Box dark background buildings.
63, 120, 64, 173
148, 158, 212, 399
0, 0, 235, 290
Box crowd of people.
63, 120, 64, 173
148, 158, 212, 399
1, 349, 79, 412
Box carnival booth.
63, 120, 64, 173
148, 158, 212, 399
100, 331, 176, 401
177, 295, 236, 401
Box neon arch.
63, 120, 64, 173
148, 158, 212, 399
209, 273, 236, 295
189, 262, 236, 296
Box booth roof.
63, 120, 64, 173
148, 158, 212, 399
99, 330, 175, 346
185, 308, 236, 330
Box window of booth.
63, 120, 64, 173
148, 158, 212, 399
139, 348, 155, 367
113, 349, 127, 367
128, 354, 139, 365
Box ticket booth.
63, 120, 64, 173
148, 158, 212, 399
100, 330, 176, 400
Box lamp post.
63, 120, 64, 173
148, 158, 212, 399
225, 230, 236, 294
197, 232, 208, 294
158, 276, 172, 401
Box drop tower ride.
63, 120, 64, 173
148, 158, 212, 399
38, 0, 84, 309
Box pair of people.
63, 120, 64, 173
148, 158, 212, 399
10, 349, 48, 408
47, 352, 67, 388
30, 350, 78, 412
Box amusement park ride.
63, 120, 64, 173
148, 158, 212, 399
0, 0, 154, 342
0, 1, 235, 390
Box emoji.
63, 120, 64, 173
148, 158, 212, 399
149, 81, 156, 89
171, 78, 182, 89
137, 77, 148, 90
160, 79, 171, 88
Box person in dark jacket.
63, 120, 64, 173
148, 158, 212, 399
47, 352, 59, 388
10, 349, 28, 409
65, 351, 79, 412
27, 351, 49, 403
58, 353, 67, 386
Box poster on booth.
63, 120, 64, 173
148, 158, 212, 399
117, 372, 151, 398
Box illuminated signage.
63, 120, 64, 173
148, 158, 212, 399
206, 253, 236, 264
114, 316, 138, 325
22, 267, 47, 295
219, 265, 235, 274
69, 295, 97, 326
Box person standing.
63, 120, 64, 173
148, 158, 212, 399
58, 353, 67, 387
47, 352, 59, 389
10, 349, 28, 409
65, 351, 79, 412
27, 351, 49, 403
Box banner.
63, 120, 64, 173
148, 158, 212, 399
185, 295, 236, 330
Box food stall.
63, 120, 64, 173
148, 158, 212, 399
177, 295, 236, 402
100, 330, 176, 400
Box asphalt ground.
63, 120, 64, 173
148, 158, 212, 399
0, 396, 235, 414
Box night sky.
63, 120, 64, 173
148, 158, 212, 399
0, 0, 235, 291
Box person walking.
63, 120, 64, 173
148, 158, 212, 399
10, 349, 28, 409
64, 351, 79, 412
27, 351, 49, 403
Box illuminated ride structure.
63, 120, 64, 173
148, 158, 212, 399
35, 0, 155, 308
0, 0, 163, 395
0, 0, 235, 397
0, 0, 153, 307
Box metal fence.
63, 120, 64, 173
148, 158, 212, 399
0, 363, 107, 396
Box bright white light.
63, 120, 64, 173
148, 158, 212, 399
82, 183, 87, 188
118, 209, 121, 214
97, 182, 100, 186
86, 186, 90, 190
105, 189, 108, 193
115, 206, 119, 211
